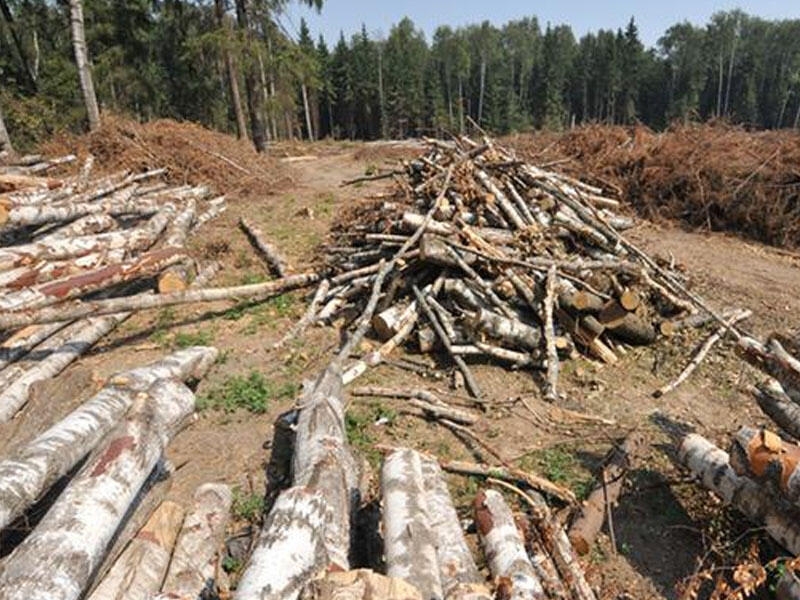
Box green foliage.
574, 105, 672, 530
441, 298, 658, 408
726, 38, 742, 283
231, 487, 265, 522
198, 371, 297, 413
520, 446, 594, 501
174, 329, 214, 348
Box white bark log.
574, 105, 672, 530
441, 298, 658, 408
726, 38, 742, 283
162, 200, 196, 248
292, 363, 357, 571
160, 483, 232, 598
466, 308, 541, 351
473, 489, 545, 600
679, 433, 800, 555
34, 214, 116, 243
0, 346, 217, 531
753, 379, 800, 440
0, 378, 195, 600
87, 501, 185, 600
382, 448, 443, 600
69, 0, 100, 131
0, 271, 320, 329
235, 486, 333, 600
239, 217, 291, 277
419, 455, 487, 598
0, 321, 69, 373
0, 313, 127, 423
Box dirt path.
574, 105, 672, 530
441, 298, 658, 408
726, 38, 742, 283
3, 145, 799, 597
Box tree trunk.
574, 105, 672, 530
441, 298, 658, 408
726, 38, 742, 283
239, 216, 291, 277
723, 19, 739, 117
753, 379, 800, 440
458, 77, 465, 134
0, 345, 217, 530
0, 313, 127, 423
569, 432, 646, 555
0, 247, 186, 313
0, 321, 69, 373
68, 0, 100, 131
34, 213, 116, 243
87, 501, 185, 600
0, 378, 196, 600
236, 486, 333, 600
0, 0, 37, 91
302, 84, 315, 141
234, 0, 265, 152
419, 455, 489, 599
378, 48, 387, 139
292, 362, 358, 571
465, 308, 541, 351
0, 271, 320, 330
0, 102, 12, 154
160, 483, 232, 597
477, 58, 486, 126
474, 489, 545, 600
381, 448, 443, 600
213, 0, 247, 140
679, 433, 800, 555
716, 49, 724, 118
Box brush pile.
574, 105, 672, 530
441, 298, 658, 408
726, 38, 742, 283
323, 135, 705, 399
0, 152, 227, 423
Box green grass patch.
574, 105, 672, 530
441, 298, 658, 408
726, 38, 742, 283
198, 371, 298, 413
231, 487, 265, 522
174, 329, 214, 348
519, 446, 594, 501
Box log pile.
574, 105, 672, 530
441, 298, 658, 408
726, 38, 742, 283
236, 363, 596, 600
0, 345, 219, 600
0, 154, 230, 423
317, 135, 714, 399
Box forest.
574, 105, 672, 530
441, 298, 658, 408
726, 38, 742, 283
1, 1, 800, 150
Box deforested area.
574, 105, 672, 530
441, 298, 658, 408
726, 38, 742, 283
3, 1, 800, 599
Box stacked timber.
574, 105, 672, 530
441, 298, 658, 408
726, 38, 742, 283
310, 134, 727, 400
0, 345, 218, 600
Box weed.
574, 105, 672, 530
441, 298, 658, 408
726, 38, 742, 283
345, 408, 382, 468
222, 556, 242, 574
174, 329, 214, 348
198, 371, 298, 413
215, 349, 231, 364
520, 446, 594, 501
240, 272, 267, 285
232, 487, 265, 522
150, 307, 176, 346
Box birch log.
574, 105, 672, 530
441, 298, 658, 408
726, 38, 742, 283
382, 448, 443, 600
34, 213, 117, 243
87, 501, 185, 600
0, 320, 69, 373
0, 378, 196, 600
235, 486, 333, 600
239, 217, 291, 277
473, 489, 545, 600
0, 204, 174, 270
753, 380, 800, 440
0, 346, 217, 531
543, 266, 559, 402
292, 362, 357, 571
729, 426, 800, 507
0, 271, 320, 329
419, 455, 489, 599
0, 313, 128, 423
679, 433, 800, 555
466, 308, 541, 350
299, 569, 425, 600
160, 483, 232, 598
0, 247, 185, 312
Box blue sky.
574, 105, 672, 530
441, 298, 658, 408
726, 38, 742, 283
283, 0, 798, 48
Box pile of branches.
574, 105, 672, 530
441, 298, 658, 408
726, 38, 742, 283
320, 134, 709, 400
0, 152, 227, 423
508, 122, 800, 248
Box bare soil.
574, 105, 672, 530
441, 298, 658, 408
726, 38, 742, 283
3, 141, 800, 599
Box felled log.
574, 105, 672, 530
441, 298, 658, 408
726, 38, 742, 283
292, 363, 358, 571
729, 426, 800, 507
274, 279, 330, 349
0, 346, 217, 531
0, 271, 320, 329
0, 378, 196, 600
419, 455, 490, 599
569, 431, 646, 555
543, 266, 559, 402
679, 433, 800, 555
299, 569, 424, 600
0, 247, 186, 313
34, 213, 116, 242
0, 204, 175, 270
738, 337, 800, 401
0, 313, 128, 423
351, 386, 479, 425
474, 489, 545, 600
466, 308, 541, 351
382, 448, 443, 599
87, 501, 185, 600
753, 380, 800, 440
235, 486, 333, 600
160, 483, 232, 598
0, 320, 69, 373
240, 216, 291, 277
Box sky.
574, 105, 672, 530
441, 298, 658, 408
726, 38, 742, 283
283, 0, 799, 48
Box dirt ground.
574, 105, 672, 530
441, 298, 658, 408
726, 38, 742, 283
2, 140, 800, 598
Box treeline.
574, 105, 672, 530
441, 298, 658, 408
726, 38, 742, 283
1, 2, 799, 151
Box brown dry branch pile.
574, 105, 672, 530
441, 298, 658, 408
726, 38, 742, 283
42, 114, 291, 196
506, 122, 800, 248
